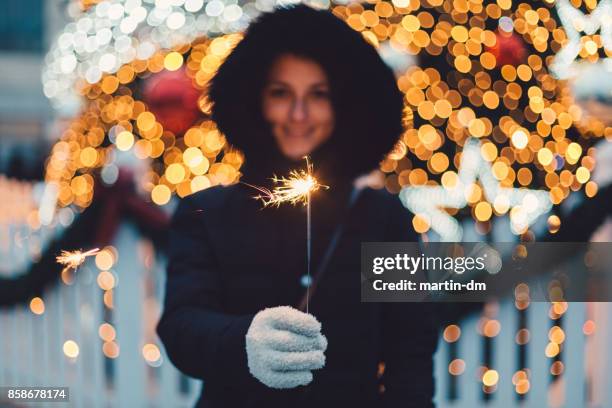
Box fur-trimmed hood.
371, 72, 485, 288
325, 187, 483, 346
208, 4, 404, 185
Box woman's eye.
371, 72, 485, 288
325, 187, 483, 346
268, 88, 290, 98
312, 89, 330, 99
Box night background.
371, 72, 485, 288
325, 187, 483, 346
1, 0, 611, 407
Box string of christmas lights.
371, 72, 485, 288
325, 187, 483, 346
42, 0, 611, 232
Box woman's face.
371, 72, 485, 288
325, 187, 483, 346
262, 54, 334, 160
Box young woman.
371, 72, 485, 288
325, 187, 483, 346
157, 5, 437, 407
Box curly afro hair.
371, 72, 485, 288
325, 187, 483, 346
208, 4, 404, 181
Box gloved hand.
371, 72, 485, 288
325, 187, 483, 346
245, 305, 327, 389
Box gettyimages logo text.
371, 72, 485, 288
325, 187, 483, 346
371, 253, 487, 275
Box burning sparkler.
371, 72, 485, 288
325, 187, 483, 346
245, 157, 328, 208
56, 248, 100, 273
244, 157, 327, 313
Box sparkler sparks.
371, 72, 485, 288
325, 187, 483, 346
248, 157, 328, 208
56, 248, 100, 273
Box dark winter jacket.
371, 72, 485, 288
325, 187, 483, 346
156, 181, 438, 408
157, 5, 437, 407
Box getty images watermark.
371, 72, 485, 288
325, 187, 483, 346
361, 242, 612, 302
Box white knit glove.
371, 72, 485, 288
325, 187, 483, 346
245, 306, 327, 389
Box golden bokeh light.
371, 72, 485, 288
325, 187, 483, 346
545, 341, 560, 358
29, 297, 45, 315
151, 184, 172, 205
191, 175, 211, 192
412, 213, 431, 234
548, 326, 566, 344
63, 340, 80, 358
449, 359, 466, 376
164, 51, 184, 71
482, 369, 499, 387
99, 323, 117, 342
511, 129, 529, 149
95, 249, 115, 270
103, 341, 120, 359
583, 320, 596, 336
482, 318, 501, 337
475, 202, 493, 222
443, 324, 461, 343
142, 343, 162, 362
183, 147, 205, 167
116, 131, 135, 151
166, 163, 187, 184
97, 271, 116, 291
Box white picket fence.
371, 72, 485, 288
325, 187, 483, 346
0, 222, 201, 408
1, 214, 612, 407
434, 301, 612, 408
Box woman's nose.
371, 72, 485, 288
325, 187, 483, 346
290, 98, 308, 122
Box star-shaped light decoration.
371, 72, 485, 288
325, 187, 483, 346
399, 138, 552, 242
550, 0, 612, 79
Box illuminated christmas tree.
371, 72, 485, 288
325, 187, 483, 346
42, 0, 611, 238
330, 0, 611, 239
42, 1, 248, 209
